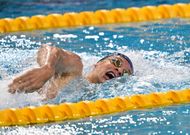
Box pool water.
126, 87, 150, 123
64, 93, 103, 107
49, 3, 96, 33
1, 0, 190, 134
0, 18, 190, 134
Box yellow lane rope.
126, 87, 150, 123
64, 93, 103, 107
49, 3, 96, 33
0, 88, 190, 126
0, 3, 190, 33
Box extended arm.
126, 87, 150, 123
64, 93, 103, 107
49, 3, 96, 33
8, 44, 83, 94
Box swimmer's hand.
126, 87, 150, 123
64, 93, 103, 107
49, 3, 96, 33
8, 65, 54, 94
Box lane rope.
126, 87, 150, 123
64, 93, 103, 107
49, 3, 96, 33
0, 3, 190, 126
0, 88, 190, 126
0, 3, 190, 33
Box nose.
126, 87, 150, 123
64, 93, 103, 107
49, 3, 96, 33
115, 68, 123, 76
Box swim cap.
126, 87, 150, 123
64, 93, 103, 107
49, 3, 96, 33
98, 53, 134, 74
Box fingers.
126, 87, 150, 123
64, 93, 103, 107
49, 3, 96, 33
8, 67, 52, 94
8, 74, 46, 94
8, 87, 16, 94
8, 80, 38, 94
9, 76, 40, 93
8, 71, 35, 93
8, 78, 31, 93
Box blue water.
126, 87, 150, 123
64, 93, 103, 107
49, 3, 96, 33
0, 0, 190, 135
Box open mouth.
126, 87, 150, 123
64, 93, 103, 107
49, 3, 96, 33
105, 71, 116, 80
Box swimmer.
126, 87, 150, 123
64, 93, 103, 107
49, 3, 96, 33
8, 44, 134, 99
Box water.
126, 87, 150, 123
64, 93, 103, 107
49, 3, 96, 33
0, 18, 190, 134
1, 0, 190, 134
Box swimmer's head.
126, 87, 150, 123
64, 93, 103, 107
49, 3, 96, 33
97, 53, 134, 74
87, 53, 134, 83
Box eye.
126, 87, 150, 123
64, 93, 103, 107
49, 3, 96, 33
115, 59, 122, 67
124, 69, 131, 75
111, 58, 122, 67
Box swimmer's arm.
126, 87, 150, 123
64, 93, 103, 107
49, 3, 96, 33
37, 44, 83, 75
52, 46, 82, 75
8, 44, 83, 94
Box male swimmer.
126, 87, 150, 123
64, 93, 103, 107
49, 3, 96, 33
8, 44, 134, 99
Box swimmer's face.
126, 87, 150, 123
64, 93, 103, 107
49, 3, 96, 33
92, 56, 133, 83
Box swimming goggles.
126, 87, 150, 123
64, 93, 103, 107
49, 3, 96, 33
109, 57, 132, 75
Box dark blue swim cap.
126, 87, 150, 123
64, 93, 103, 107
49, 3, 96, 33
98, 53, 134, 74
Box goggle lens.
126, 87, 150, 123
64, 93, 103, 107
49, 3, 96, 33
110, 58, 132, 75
111, 58, 122, 67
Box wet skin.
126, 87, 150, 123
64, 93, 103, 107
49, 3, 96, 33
8, 44, 132, 99
86, 56, 132, 83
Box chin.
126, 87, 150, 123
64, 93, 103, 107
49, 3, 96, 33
98, 77, 107, 83
95, 79, 104, 83
99, 80, 105, 83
